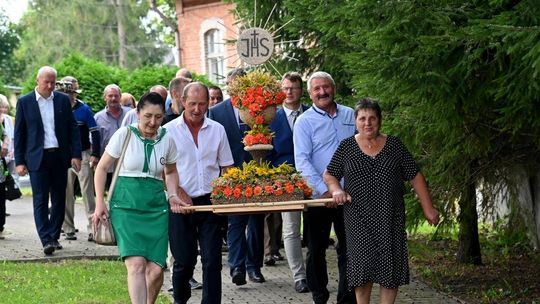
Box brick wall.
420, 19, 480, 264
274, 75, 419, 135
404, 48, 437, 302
176, 1, 239, 82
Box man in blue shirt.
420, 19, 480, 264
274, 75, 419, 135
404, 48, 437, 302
293, 71, 356, 304
57, 76, 101, 242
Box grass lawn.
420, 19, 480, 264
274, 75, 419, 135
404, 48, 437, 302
0, 260, 171, 304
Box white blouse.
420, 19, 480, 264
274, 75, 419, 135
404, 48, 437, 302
105, 125, 178, 180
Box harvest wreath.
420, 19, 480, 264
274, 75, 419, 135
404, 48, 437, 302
208, 70, 313, 208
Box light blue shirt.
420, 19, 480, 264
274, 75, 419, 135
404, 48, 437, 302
293, 103, 356, 198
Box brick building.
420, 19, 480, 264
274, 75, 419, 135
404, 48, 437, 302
175, 0, 240, 85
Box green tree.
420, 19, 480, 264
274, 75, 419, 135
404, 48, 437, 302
230, 0, 540, 263
15, 0, 168, 80
0, 11, 22, 84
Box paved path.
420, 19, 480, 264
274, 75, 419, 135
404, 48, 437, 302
1, 197, 463, 303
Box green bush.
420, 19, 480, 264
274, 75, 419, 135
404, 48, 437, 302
119, 65, 177, 100
21, 53, 126, 113
119, 65, 216, 101
20, 54, 216, 113
0, 77, 7, 96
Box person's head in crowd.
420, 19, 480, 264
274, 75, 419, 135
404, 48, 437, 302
56, 76, 81, 103
36, 66, 57, 98
208, 86, 223, 106
169, 77, 191, 114
307, 71, 336, 113
225, 68, 246, 87
176, 68, 193, 82
120, 93, 136, 108
136, 92, 165, 138
182, 82, 209, 125
0, 94, 10, 115
354, 98, 382, 139
150, 85, 168, 101
281, 72, 303, 110
103, 84, 122, 112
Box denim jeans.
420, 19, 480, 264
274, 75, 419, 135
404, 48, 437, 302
227, 213, 265, 275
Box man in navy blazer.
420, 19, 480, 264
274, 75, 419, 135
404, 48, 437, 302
208, 68, 269, 285
14, 66, 81, 255
266, 72, 310, 293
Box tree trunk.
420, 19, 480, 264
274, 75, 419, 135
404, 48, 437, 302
114, 0, 127, 68
457, 181, 483, 264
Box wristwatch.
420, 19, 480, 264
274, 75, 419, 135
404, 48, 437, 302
167, 193, 178, 201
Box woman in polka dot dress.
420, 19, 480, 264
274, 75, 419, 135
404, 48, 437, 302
323, 98, 439, 304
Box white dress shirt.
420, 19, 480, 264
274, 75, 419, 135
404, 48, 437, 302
35, 89, 59, 148
164, 114, 234, 198
283, 106, 303, 131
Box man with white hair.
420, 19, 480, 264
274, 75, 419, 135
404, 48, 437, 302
294, 71, 356, 304
14, 66, 81, 255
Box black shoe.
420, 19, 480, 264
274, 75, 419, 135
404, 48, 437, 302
43, 243, 55, 255
53, 240, 63, 250
272, 253, 284, 261
248, 270, 265, 283
231, 268, 246, 286
295, 279, 309, 293
65, 232, 77, 240
87, 233, 94, 242
189, 278, 203, 290
263, 256, 276, 266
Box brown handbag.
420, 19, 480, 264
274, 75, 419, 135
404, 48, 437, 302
94, 218, 116, 246
94, 128, 131, 246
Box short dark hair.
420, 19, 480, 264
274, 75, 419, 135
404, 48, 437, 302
209, 85, 222, 92
282, 72, 303, 90
354, 98, 382, 120
137, 92, 165, 113
226, 68, 246, 85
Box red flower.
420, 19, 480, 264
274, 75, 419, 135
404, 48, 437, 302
223, 187, 233, 197
233, 187, 242, 198
264, 185, 274, 194
285, 183, 295, 194
253, 186, 263, 196
254, 115, 264, 125
245, 186, 254, 198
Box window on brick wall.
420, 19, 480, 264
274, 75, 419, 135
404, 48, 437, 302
204, 29, 224, 84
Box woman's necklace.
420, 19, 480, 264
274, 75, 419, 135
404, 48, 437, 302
366, 135, 378, 149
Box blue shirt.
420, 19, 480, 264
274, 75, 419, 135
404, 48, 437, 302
293, 103, 356, 198
72, 100, 100, 156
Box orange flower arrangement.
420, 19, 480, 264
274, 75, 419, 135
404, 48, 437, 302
211, 161, 312, 204
243, 125, 273, 146
231, 86, 286, 118
228, 70, 286, 147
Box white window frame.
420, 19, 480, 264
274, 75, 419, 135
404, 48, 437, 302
200, 18, 227, 84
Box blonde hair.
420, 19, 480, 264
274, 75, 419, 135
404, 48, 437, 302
0, 94, 9, 109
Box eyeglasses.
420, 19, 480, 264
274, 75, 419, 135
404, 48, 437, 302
282, 87, 301, 92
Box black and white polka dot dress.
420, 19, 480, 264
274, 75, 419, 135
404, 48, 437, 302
327, 135, 419, 290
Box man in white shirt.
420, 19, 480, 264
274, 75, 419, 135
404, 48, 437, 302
14, 66, 81, 255
165, 82, 234, 304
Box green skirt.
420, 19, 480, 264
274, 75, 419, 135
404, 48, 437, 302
109, 176, 168, 267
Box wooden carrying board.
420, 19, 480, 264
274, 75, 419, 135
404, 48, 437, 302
184, 198, 333, 214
